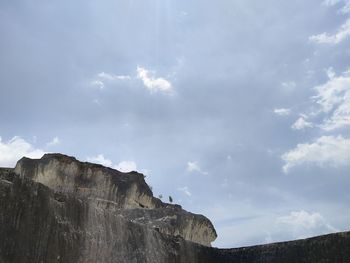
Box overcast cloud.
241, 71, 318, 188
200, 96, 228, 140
1, 0, 350, 248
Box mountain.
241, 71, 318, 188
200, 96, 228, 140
0, 154, 349, 263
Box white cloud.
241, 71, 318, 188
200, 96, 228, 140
322, 0, 350, 13
0, 136, 45, 167
291, 116, 314, 130
309, 19, 350, 44
322, 98, 350, 130
178, 186, 192, 197
90, 80, 104, 89
137, 66, 173, 93
282, 135, 350, 173
326, 67, 336, 79
277, 211, 326, 229
211, 202, 340, 247
274, 108, 291, 116
290, 69, 350, 131
277, 210, 338, 239
282, 70, 350, 171
87, 154, 113, 167
115, 160, 137, 173
186, 161, 208, 175
97, 72, 131, 81
87, 154, 137, 173
90, 72, 130, 91
46, 137, 60, 147
314, 69, 350, 130
91, 68, 172, 93
314, 69, 348, 112
187, 161, 200, 172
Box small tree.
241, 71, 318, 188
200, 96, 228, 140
168, 196, 173, 203
158, 194, 163, 199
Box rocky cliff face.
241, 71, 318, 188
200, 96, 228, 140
1, 154, 350, 263
12, 154, 217, 247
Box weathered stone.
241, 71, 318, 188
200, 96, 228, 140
1, 154, 350, 263
13, 154, 217, 247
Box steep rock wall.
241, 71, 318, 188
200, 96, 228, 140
12, 154, 217, 247
0, 172, 182, 263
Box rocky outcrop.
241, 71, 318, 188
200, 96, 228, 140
0, 154, 216, 263
14, 154, 160, 209
1, 154, 350, 263
12, 154, 217, 247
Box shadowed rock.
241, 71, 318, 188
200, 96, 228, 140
12, 154, 217, 247
0, 154, 350, 263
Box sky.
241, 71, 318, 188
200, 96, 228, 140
1, 0, 350, 248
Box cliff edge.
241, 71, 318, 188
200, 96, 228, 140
0, 154, 349, 263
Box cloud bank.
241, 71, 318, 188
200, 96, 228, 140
291, 116, 313, 130
314, 69, 350, 131
276, 210, 338, 239
0, 136, 45, 167
282, 136, 350, 173
310, 19, 350, 44
87, 154, 137, 173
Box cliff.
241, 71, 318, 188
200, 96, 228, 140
0, 154, 349, 263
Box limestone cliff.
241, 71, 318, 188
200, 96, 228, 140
13, 154, 217, 247
1, 154, 350, 263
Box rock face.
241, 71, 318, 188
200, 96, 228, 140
0, 154, 216, 263
14, 154, 160, 209
1, 153, 350, 263
12, 154, 217, 247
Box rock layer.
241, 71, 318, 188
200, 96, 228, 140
1, 154, 350, 263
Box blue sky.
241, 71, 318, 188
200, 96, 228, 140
1, 0, 350, 248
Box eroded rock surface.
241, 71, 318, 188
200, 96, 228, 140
12, 154, 217, 247
14, 154, 160, 209
1, 154, 350, 263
